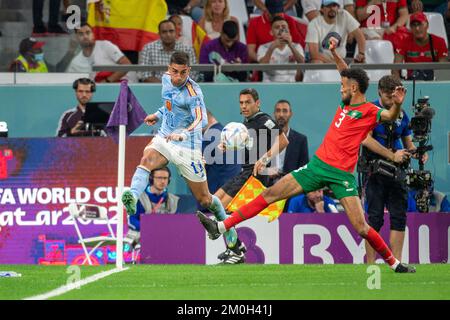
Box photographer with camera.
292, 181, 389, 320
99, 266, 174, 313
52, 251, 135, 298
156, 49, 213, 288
56, 78, 96, 137
360, 75, 428, 264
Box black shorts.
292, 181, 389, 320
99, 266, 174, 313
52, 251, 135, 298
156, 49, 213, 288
365, 173, 408, 232
221, 167, 254, 198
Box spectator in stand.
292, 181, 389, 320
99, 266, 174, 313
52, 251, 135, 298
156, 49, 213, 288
32, 0, 67, 35
287, 189, 339, 213
247, 0, 305, 62
409, 0, 449, 14
139, 20, 197, 82
254, 0, 299, 17
306, 0, 365, 63
270, 99, 309, 185
302, 0, 356, 21
66, 22, 132, 83
393, 12, 448, 80
9, 38, 48, 73
170, 14, 193, 47
355, 0, 409, 51
199, 0, 240, 40
10, 37, 79, 73
169, 14, 210, 61
166, 0, 204, 23
56, 78, 96, 137
200, 20, 248, 82
257, 16, 305, 82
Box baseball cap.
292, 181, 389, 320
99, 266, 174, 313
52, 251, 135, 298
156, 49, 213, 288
266, 0, 284, 14
322, 0, 341, 7
19, 37, 45, 55
410, 12, 428, 24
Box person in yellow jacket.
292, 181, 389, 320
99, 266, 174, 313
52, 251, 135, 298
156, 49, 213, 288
9, 37, 48, 72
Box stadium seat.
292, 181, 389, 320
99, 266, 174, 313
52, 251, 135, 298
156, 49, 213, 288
228, 0, 248, 43
180, 14, 195, 45
303, 69, 341, 82
68, 203, 134, 265
355, 40, 394, 81
424, 12, 448, 48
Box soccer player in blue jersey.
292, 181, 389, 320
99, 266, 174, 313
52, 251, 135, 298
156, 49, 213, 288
121, 51, 239, 253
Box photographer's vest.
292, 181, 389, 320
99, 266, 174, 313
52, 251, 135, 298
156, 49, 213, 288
138, 192, 179, 214
374, 111, 406, 151
15, 55, 48, 73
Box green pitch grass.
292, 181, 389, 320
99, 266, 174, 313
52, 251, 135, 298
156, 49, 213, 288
1, 264, 449, 300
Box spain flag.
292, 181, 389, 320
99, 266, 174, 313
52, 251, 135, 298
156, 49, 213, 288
226, 176, 286, 223
87, 0, 168, 52
191, 22, 209, 60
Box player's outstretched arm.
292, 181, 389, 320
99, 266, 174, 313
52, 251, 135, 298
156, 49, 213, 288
329, 38, 348, 73
253, 132, 289, 176
379, 86, 406, 122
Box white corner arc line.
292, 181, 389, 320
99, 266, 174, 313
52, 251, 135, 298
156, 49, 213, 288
23, 267, 129, 300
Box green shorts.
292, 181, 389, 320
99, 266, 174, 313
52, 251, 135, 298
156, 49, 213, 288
290, 155, 359, 199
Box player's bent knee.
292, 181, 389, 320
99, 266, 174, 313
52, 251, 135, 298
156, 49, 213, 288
139, 156, 153, 170
198, 194, 212, 208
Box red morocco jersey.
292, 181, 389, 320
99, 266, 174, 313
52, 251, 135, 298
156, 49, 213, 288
315, 101, 383, 172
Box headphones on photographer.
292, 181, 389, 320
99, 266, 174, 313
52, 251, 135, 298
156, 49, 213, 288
72, 78, 96, 93
149, 167, 172, 185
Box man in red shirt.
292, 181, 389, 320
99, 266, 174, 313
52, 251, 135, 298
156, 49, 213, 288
394, 12, 448, 80
246, 0, 305, 62
197, 39, 416, 273
355, 0, 409, 49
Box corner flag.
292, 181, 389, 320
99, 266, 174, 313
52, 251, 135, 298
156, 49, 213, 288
106, 80, 147, 143
226, 176, 286, 222
105, 80, 147, 269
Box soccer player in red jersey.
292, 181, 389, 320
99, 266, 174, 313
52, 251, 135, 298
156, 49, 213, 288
197, 39, 416, 273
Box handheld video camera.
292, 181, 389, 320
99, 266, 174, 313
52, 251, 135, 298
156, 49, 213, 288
409, 97, 435, 142
406, 95, 435, 212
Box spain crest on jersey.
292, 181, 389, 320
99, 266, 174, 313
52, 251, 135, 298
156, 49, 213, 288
165, 100, 172, 111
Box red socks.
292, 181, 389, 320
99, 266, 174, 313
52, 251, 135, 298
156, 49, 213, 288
365, 227, 397, 267
224, 195, 269, 230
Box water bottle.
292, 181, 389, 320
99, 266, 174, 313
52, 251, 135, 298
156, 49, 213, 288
0, 271, 22, 277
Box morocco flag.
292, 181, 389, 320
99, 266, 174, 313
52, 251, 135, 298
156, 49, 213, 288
87, 0, 167, 51
226, 176, 286, 223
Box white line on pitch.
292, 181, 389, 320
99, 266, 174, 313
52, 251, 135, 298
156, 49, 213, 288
23, 267, 129, 300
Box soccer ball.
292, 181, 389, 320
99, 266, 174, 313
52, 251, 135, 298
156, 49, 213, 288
221, 122, 249, 150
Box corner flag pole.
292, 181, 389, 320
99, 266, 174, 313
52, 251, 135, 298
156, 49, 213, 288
116, 124, 126, 269
106, 79, 147, 269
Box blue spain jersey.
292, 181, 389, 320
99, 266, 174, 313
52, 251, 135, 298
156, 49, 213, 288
154, 73, 207, 150
371, 99, 412, 150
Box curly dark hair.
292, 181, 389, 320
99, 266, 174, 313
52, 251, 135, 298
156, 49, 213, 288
378, 75, 402, 93
340, 68, 369, 94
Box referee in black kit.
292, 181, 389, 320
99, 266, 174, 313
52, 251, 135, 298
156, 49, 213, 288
213, 88, 289, 264
360, 75, 427, 263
